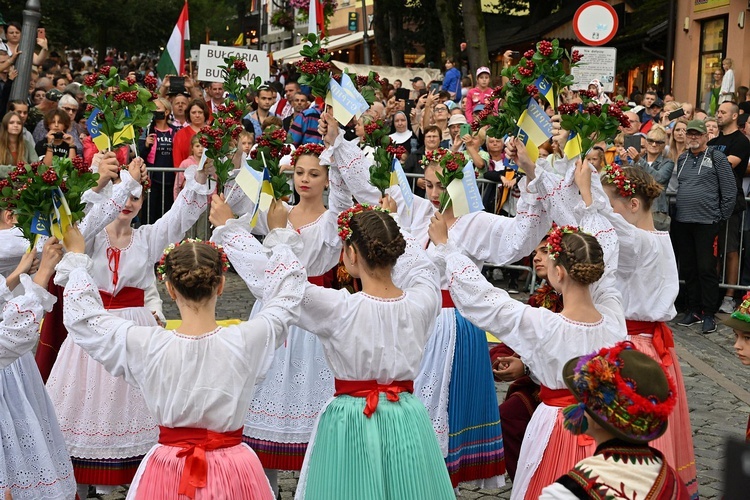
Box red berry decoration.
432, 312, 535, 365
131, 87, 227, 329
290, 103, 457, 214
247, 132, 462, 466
538, 40, 553, 56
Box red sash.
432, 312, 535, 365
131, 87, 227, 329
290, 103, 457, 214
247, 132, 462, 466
626, 320, 674, 367
99, 287, 145, 310
334, 379, 414, 418
307, 266, 336, 288
158, 426, 243, 499
539, 386, 594, 447
441, 289, 454, 309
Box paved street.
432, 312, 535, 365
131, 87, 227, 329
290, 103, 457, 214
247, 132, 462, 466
93, 273, 749, 499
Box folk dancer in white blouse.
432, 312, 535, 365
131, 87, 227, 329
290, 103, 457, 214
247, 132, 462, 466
211, 197, 455, 500
428, 153, 627, 500
317, 112, 552, 489
0, 236, 75, 500
55, 202, 306, 499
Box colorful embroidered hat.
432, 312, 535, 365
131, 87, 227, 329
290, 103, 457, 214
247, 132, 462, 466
721, 292, 750, 332
562, 341, 677, 444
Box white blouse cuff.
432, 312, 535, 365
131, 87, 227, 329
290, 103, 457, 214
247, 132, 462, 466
211, 213, 252, 242
19, 274, 56, 312
318, 130, 346, 167
120, 169, 143, 198
81, 186, 110, 206
183, 165, 213, 195
0, 276, 12, 303
54, 252, 93, 287
263, 228, 303, 254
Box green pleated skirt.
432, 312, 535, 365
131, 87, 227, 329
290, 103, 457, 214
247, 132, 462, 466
299, 392, 455, 500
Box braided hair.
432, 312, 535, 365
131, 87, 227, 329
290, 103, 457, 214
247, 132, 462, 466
556, 232, 605, 285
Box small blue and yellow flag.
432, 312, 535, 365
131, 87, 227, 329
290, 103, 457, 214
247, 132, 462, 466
86, 107, 135, 152
445, 162, 484, 217
533, 75, 554, 105
389, 159, 413, 212
327, 74, 369, 126
516, 99, 553, 163
50, 187, 72, 241
31, 212, 51, 237
564, 130, 583, 160
235, 160, 265, 227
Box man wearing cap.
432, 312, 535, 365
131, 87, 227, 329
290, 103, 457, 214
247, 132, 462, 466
640, 98, 664, 134
465, 67, 493, 123
637, 90, 659, 124
441, 113, 488, 173
539, 342, 689, 499
409, 77, 425, 101
674, 119, 736, 334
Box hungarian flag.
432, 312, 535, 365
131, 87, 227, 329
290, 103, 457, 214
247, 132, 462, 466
157, 1, 190, 76
308, 0, 325, 37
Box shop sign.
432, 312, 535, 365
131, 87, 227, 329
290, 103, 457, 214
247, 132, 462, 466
694, 0, 730, 13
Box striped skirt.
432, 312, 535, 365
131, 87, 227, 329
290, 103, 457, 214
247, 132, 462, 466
446, 310, 505, 487
297, 393, 454, 500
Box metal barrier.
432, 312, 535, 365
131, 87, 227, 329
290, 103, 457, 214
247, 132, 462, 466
140, 167, 535, 292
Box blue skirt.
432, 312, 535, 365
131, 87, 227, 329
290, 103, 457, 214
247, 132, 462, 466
446, 309, 505, 486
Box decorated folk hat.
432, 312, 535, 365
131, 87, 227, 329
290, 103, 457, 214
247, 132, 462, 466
721, 292, 750, 332
562, 341, 677, 444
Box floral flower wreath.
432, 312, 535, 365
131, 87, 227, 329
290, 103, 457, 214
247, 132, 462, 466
601, 164, 636, 199
545, 224, 580, 260
419, 147, 451, 170
337, 203, 390, 242
120, 164, 152, 191
563, 342, 677, 442
290, 143, 325, 168
156, 238, 230, 281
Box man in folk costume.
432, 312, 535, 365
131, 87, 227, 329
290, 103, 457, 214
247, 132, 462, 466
540, 342, 689, 499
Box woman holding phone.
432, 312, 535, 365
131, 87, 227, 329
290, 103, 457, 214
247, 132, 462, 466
1, 22, 48, 65
139, 98, 178, 223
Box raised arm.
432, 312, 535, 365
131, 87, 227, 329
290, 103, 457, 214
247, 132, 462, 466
320, 130, 381, 205
78, 168, 142, 246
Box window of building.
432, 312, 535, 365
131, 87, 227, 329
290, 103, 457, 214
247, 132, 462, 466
697, 17, 727, 115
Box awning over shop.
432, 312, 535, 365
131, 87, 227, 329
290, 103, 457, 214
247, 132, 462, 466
272, 31, 372, 63
332, 61, 442, 86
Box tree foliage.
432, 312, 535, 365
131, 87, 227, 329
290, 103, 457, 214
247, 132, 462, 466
0, 0, 245, 56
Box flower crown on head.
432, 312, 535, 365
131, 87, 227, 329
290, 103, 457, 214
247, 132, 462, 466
156, 238, 230, 281
120, 164, 152, 191
290, 143, 325, 168
337, 203, 390, 242
602, 163, 636, 199
419, 147, 451, 170
546, 224, 581, 260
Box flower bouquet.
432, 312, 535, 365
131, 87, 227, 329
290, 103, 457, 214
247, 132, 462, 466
0, 157, 98, 243
419, 148, 467, 211
478, 39, 584, 138
332, 70, 383, 106
296, 33, 333, 99
82, 65, 157, 151
271, 10, 296, 31
198, 56, 260, 194
557, 92, 630, 156
361, 120, 407, 196
245, 127, 294, 199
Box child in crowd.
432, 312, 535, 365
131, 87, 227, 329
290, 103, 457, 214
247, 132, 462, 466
238, 130, 254, 157
174, 134, 203, 200
211, 197, 454, 499
539, 342, 689, 499
55, 198, 305, 499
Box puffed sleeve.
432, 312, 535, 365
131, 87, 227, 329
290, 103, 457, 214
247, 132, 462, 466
0, 274, 56, 369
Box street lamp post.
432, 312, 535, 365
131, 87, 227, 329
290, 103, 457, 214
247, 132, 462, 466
360, 0, 371, 65
9, 0, 42, 102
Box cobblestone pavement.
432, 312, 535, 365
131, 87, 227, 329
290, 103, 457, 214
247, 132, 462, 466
91, 273, 748, 499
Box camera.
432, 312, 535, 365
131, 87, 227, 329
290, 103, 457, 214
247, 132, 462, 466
53, 132, 64, 139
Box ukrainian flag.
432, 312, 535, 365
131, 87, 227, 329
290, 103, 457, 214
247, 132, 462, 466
564, 130, 583, 160
516, 99, 553, 163
533, 75, 554, 105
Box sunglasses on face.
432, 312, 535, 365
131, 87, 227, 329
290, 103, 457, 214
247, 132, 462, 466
646, 139, 665, 145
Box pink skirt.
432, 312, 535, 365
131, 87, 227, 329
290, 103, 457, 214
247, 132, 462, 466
523, 410, 596, 499
131, 443, 274, 499
629, 335, 699, 499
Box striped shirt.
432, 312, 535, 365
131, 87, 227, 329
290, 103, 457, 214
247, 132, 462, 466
287, 107, 322, 147
675, 147, 736, 224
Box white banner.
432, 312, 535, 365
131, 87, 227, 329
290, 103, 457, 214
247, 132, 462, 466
197, 44, 270, 84
570, 46, 617, 93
